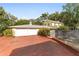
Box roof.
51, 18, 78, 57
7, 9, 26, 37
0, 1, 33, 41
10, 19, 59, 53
42, 20, 62, 24
9, 25, 53, 29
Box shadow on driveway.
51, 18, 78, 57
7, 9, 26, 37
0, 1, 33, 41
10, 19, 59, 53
10, 41, 79, 56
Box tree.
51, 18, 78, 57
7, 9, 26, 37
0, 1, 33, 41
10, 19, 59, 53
0, 7, 15, 35
7, 13, 17, 25
34, 13, 49, 25
59, 12, 73, 24
62, 3, 79, 29
36, 13, 49, 21
0, 7, 7, 35
48, 12, 60, 21
15, 19, 29, 25
0, 7, 5, 20
41, 13, 49, 20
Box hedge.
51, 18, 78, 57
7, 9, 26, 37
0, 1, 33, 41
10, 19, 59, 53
38, 28, 50, 36
3, 29, 13, 36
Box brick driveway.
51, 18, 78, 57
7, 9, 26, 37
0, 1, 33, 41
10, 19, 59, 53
0, 36, 79, 56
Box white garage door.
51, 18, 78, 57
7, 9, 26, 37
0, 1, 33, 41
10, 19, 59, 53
12, 29, 39, 36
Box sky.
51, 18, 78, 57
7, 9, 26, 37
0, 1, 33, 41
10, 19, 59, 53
0, 3, 65, 19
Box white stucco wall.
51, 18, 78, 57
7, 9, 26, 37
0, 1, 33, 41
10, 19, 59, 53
50, 30, 55, 37
12, 29, 39, 36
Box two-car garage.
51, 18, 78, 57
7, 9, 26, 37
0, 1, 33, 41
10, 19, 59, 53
12, 29, 39, 36
10, 25, 52, 36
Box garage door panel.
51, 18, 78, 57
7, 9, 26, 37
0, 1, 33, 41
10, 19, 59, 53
12, 29, 39, 36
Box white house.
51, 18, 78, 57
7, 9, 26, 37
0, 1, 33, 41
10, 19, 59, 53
10, 25, 52, 36
9, 20, 63, 37
42, 20, 62, 28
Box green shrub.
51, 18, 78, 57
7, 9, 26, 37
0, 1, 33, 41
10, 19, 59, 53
0, 33, 3, 36
58, 25, 69, 32
38, 28, 50, 36
3, 29, 13, 36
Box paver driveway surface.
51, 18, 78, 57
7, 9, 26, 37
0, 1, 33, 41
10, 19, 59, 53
0, 36, 79, 56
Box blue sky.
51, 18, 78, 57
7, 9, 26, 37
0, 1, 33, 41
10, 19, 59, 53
0, 3, 65, 19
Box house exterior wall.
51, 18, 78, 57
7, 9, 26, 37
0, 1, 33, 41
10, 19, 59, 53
12, 28, 39, 36
50, 30, 55, 37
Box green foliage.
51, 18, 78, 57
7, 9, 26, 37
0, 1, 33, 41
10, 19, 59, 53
0, 7, 16, 36
59, 12, 76, 29
7, 13, 17, 25
32, 21, 43, 25
62, 3, 79, 29
3, 29, 13, 36
15, 20, 29, 25
58, 25, 69, 31
35, 12, 49, 21
48, 12, 60, 21
38, 28, 50, 36
41, 13, 49, 20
